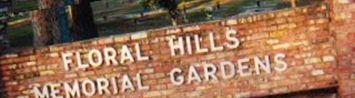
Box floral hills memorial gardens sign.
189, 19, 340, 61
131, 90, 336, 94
1, 4, 353, 98
41, 28, 288, 98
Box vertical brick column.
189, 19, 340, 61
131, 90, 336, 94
328, 0, 355, 97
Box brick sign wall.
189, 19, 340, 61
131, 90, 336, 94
329, 0, 355, 97
0, 5, 344, 98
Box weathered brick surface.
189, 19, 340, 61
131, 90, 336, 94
328, 0, 355, 97
0, 4, 351, 98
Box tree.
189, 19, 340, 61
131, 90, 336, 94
31, 0, 98, 47
31, 9, 63, 46
32, 0, 71, 46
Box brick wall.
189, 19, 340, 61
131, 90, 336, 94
0, 4, 346, 98
328, 0, 355, 97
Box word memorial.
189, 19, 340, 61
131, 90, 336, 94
32, 28, 289, 98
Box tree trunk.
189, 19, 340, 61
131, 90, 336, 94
32, 0, 70, 47
31, 9, 62, 46
32, 0, 97, 46
70, 0, 98, 41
